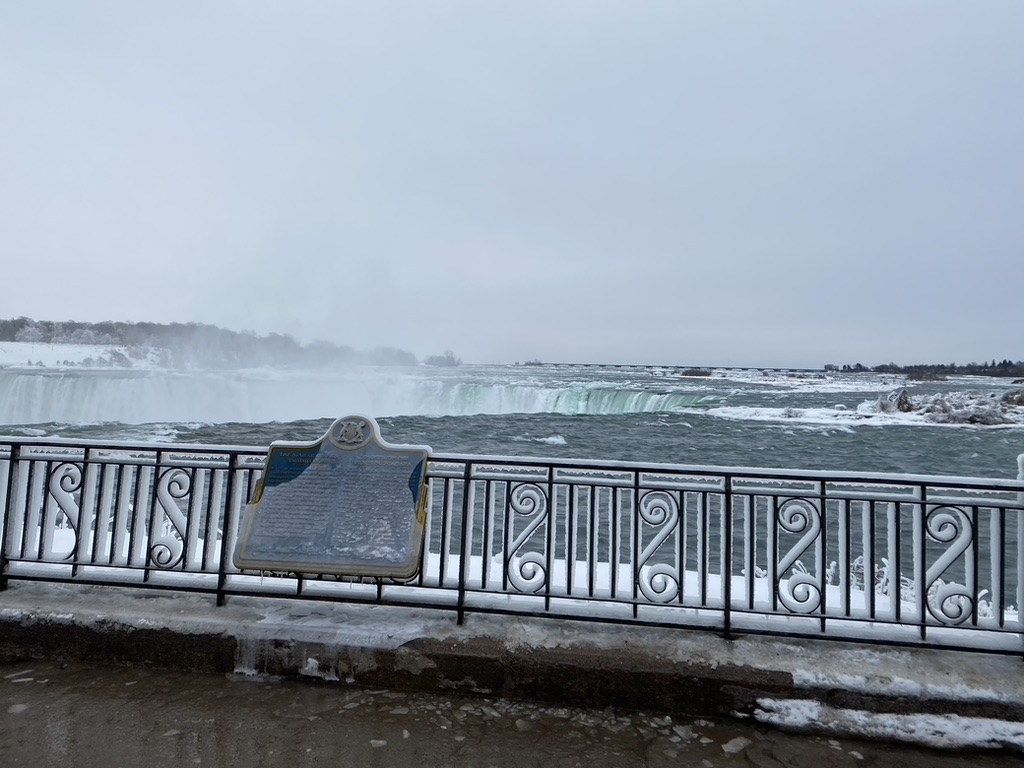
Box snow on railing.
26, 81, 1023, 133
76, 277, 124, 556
1, 437, 1023, 655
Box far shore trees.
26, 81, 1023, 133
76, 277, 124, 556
0, 317, 418, 368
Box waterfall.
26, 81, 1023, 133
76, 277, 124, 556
0, 368, 715, 424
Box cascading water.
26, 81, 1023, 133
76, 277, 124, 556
0, 367, 717, 424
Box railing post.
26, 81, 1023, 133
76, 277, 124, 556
632, 471, 640, 619
918, 483, 928, 643
215, 455, 239, 607
723, 474, 732, 640
0, 445, 18, 591
819, 482, 827, 634
1017, 455, 1024, 662
456, 461, 473, 625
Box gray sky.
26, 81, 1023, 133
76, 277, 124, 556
2, 2, 1022, 367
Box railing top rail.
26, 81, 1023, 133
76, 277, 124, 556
0, 435, 268, 455
428, 452, 1024, 491
3, 434, 1024, 492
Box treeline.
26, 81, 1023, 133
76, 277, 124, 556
0, 317, 419, 368
825, 359, 1024, 378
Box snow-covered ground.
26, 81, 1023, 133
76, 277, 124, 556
0, 341, 161, 369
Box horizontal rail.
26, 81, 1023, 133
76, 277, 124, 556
1, 436, 1022, 656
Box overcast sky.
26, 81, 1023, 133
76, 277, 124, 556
1, 2, 1021, 367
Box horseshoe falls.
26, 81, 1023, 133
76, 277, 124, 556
0, 366, 716, 424
0, 362, 1022, 479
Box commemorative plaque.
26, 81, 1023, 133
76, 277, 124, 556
233, 416, 431, 578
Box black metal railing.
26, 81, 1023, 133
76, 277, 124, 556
2, 437, 1022, 655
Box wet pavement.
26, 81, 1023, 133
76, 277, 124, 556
0, 661, 1019, 768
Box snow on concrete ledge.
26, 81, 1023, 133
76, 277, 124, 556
755, 698, 1024, 751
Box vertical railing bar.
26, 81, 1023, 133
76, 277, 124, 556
841, 498, 851, 617
588, 486, 597, 598
502, 480, 513, 593
481, 476, 494, 590
918, 487, 928, 641
995, 505, 1003, 630
439, 478, 454, 589
18, 459, 35, 561
34, 460, 51, 561
456, 463, 473, 625
677, 490, 686, 606
867, 500, 876, 619
567, 483, 577, 597
178, 467, 198, 572
892, 501, 901, 624
128, 462, 148, 573
745, 494, 755, 611
113, 463, 129, 565
611, 487, 621, 601
995, 506, 1005, 629
698, 491, 707, 606
202, 466, 221, 573
632, 473, 640, 618
144, 452, 165, 583
544, 474, 555, 612
72, 453, 92, 575
970, 504, 980, 626
995, 507, 1003, 626
202, 465, 218, 572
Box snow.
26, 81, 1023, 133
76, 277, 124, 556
754, 698, 1024, 751
707, 389, 1024, 429
0, 342, 159, 370
709, 369, 906, 394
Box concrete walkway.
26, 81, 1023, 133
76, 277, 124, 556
1, 581, 1022, 752
4, 660, 1022, 768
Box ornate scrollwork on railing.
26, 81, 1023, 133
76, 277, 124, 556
506, 483, 548, 593
775, 497, 823, 614
47, 462, 83, 559
148, 468, 192, 569
637, 490, 680, 603
923, 504, 974, 625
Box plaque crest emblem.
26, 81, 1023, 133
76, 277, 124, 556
334, 418, 369, 449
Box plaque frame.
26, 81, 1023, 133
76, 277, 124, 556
232, 415, 431, 578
